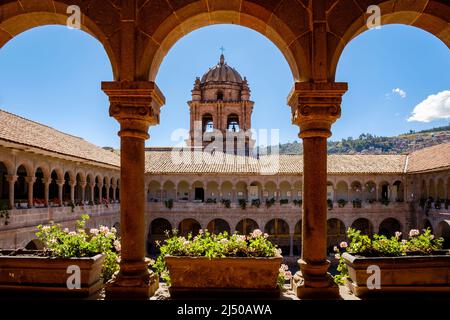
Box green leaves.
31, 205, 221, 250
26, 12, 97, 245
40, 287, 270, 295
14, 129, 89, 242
35, 215, 120, 283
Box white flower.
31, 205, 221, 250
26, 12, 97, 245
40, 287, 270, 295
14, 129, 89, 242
401, 240, 407, 245
99, 226, 109, 234
237, 235, 246, 242
42, 226, 50, 231
90, 228, 99, 235
430, 235, 434, 240
395, 231, 402, 239
279, 264, 289, 272
110, 227, 117, 234
198, 229, 203, 235
63, 228, 69, 233
335, 253, 341, 259
68, 231, 76, 236
339, 241, 348, 249
114, 240, 121, 252
409, 229, 420, 237
275, 248, 282, 257
333, 246, 339, 253
220, 238, 228, 244
284, 271, 292, 280
251, 229, 263, 238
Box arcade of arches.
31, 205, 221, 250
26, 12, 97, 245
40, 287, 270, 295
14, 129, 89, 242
0, 0, 449, 300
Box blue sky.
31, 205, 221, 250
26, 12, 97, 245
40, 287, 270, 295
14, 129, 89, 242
0, 24, 448, 149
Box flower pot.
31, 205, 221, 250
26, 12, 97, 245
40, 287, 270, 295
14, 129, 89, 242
343, 251, 450, 297
165, 256, 282, 298
0, 250, 105, 298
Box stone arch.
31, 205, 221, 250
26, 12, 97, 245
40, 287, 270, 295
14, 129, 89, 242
207, 219, 231, 235
393, 180, 405, 202
0, 161, 10, 207
429, 178, 437, 200
14, 164, 28, 202
236, 218, 259, 235
138, 2, 311, 82
351, 218, 373, 236
162, 180, 176, 201
178, 218, 201, 237
379, 218, 402, 237
436, 220, 450, 249
264, 218, 290, 255
327, 218, 346, 252
33, 167, 46, 202
329, 0, 450, 80
0, 0, 119, 78
148, 218, 172, 255
147, 180, 161, 202
177, 180, 190, 201
423, 219, 433, 233
279, 181, 292, 201
349, 180, 363, 202
364, 180, 377, 202
263, 181, 277, 200
379, 181, 390, 201
336, 181, 348, 202
205, 181, 219, 201
437, 178, 445, 200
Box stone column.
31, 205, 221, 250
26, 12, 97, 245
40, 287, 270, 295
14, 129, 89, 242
80, 181, 87, 203
25, 176, 36, 208
112, 182, 117, 202
102, 81, 164, 299
97, 181, 103, 202
88, 183, 94, 202
288, 82, 347, 299
56, 180, 64, 206
43, 177, 51, 207
6, 175, 17, 209
69, 180, 76, 204
105, 181, 111, 203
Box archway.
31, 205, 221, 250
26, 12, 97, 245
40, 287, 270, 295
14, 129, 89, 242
14, 165, 28, 205
148, 218, 172, 255
264, 218, 290, 255
178, 218, 201, 237
33, 168, 45, 205
294, 220, 302, 256
351, 218, 373, 236
207, 219, 231, 235
236, 219, 259, 235
436, 221, 450, 249
379, 218, 402, 238
327, 219, 346, 253
0, 162, 9, 208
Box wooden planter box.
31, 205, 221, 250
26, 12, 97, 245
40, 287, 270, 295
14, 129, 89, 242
0, 250, 105, 298
165, 256, 282, 298
343, 251, 450, 297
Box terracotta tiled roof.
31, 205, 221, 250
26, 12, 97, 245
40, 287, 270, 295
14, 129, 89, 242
144, 149, 407, 175
406, 142, 450, 173
0, 109, 120, 167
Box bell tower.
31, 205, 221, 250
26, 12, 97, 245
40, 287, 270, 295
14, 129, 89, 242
187, 54, 255, 156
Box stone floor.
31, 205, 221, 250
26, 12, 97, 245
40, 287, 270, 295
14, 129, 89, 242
91, 283, 360, 300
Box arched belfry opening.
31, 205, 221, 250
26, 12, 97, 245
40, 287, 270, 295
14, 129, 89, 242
187, 54, 254, 156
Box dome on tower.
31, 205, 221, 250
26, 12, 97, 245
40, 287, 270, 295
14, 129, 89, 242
200, 54, 243, 84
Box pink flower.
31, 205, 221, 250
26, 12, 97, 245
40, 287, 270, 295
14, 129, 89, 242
114, 240, 121, 252
251, 229, 263, 238
339, 241, 348, 249
409, 229, 420, 237
284, 271, 292, 280
90, 228, 99, 235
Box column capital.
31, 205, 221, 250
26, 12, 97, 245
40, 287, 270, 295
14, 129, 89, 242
79, 180, 87, 188
6, 175, 17, 183
102, 81, 166, 140
69, 180, 77, 187
25, 176, 36, 184
56, 179, 65, 187
287, 82, 348, 138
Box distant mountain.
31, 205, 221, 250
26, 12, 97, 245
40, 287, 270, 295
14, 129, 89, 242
261, 124, 450, 155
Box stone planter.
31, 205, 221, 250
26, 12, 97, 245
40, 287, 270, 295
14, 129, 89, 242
343, 251, 450, 297
0, 250, 105, 297
165, 256, 282, 298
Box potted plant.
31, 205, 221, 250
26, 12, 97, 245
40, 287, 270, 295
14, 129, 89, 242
352, 199, 362, 208
293, 199, 302, 207
220, 199, 231, 208
251, 199, 260, 208
153, 229, 286, 298
0, 203, 10, 226
279, 199, 289, 205
380, 198, 390, 206
205, 198, 216, 204
327, 199, 333, 210
0, 214, 120, 297
265, 197, 275, 208
334, 228, 449, 297
337, 199, 347, 208
164, 199, 174, 210
238, 199, 247, 210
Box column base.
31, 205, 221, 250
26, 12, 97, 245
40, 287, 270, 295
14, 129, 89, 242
293, 271, 340, 299
105, 270, 159, 300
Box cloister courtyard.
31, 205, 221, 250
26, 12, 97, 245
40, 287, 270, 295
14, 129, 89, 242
0, 0, 449, 303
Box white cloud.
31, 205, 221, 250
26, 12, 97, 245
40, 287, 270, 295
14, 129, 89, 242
408, 90, 450, 122
392, 88, 406, 98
